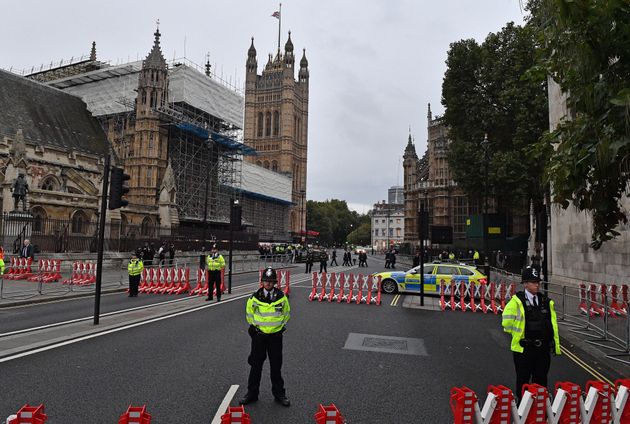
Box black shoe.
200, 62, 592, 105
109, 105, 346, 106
239, 393, 258, 405
274, 396, 290, 407
206, 297, 213, 301
216, 298, 221, 302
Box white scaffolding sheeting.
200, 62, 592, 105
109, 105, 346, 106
241, 161, 292, 203
168, 64, 243, 129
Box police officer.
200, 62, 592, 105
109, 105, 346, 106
127, 252, 144, 297
502, 266, 561, 398
239, 267, 291, 407
206, 244, 225, 302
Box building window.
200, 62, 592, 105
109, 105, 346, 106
273, 110, 280, 136
263, 161, 270, 169
148, 134, 154, 152
146, 168, 153, 186
71, 210, 89, 234
272, 160, 278, 172
141, 216, 154, 237
381, 229, 386, 236
256, 160, 262, 167
257, 113, 264, 137
265, 112, 272, 137
40, 176, 57, 191
31, 207, 47, 233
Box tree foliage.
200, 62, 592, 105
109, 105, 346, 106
346, 222, 372, 246
526, 0, 630, 248
306, 199, 369, 246
441, 22, 549, 214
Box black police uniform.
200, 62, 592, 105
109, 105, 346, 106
513, 290, 554, 397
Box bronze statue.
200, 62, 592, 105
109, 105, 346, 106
11, 173, 29, 211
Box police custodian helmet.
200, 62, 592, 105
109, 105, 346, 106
521, 266, 541, 283
261, 266, 278, 282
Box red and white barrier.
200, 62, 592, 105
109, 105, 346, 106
440, 280, 516, 314
220, 406, 251, 423
4, 258, 33, 280
579, 283, 629, 318
6, 404, 47, 424
258, 268, 291, 296
314, 404, 345, 424
61, 261, 97, 286
138, 267, 190, 295
118, 405, 151, 424
308, 272, 381, 305
189, 268, 224, 296
451, 379, 630, 424
26, 259, 62, 283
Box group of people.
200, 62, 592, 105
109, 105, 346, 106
383, 249, 397, 268
136, 241, 175, 267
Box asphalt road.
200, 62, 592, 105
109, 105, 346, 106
0, 260, 611, 423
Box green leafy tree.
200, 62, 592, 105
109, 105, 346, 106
347, 222, 372, 246
306, 199, 367, 246
526, 0, 630, 248
442, 22, 549, 217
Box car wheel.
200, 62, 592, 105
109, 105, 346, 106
381, 279, 398, 294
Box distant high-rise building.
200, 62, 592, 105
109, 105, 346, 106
388, 186, 404, 205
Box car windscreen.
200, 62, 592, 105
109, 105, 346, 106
436, 265, 459, 275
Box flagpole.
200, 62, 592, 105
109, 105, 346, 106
277, 2, 282, 56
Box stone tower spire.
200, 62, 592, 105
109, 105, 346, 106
298, 48, 309, 82
89, 41, 97, 61
427, 103, 432, 123
284, 31, 294, 67
205, 52, 212, 77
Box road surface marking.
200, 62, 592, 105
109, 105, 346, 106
0, 292, 252, 363
560, 345, 613, 386
211, 385, 240, 424
390, 294, 400, 306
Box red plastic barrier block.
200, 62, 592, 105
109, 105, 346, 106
450, 387, 477, 424
585, 380, 613, 423
615, 379, 630, 422
118, 405, 151, 424
554, 382, 581, 424
522, 384, 548, 424
314, 404, 345, 424
487, 385, 513, 424
220, 406, 251, 423
9, 404, 47, 424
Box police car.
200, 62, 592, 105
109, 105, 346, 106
374, 262, 487, 295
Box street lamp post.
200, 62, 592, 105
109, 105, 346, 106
481, 134, 491, 280
300, 190, 306, 246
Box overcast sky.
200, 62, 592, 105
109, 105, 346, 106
1, 0, 525, 214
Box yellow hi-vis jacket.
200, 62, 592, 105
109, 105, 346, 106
128, 259, 144, 276
502, 293, 561, 355
246, 288, 290, 334
0, 258, 4, 275
206, 254, 226, 271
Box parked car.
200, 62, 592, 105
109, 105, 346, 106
374, 262, 487, 295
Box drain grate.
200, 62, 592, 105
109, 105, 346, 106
343, 333, 427, 356
362, 337, 408, 351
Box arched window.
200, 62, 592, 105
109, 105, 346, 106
256, 160, 262, 167
71, 210, 89, 234
265, 112, 272, 137
31, 207, 48, 233
273, 111, 280, 136
263, 161, 270, 169
257, 113, 264, 137
67, 186, 82, 194
40, 176, 58, 191
271, 160, 278, 172
141, 217, 154, 237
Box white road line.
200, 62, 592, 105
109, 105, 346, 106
0, 292, 252, 363
211, 385, 240, 424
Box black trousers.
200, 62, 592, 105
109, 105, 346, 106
319, 262, 327, 273
305, 262, 312, 273
330, 258, 338, 266
208, 270, 222, 299
513, 347, 551, 398
128, 274, 141, 296
247, 331, 285, 397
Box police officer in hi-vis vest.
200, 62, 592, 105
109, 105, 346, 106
502, 266, 561, 398
127, 252, 144, 297
239, 267, 291, 407
205, 244, 225, 302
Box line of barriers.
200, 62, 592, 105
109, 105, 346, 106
137, 267, 192, 295
308, 272, 381, 305
5, 403, 346, 423
579, 284, 629, 318
439, 280, 516, 314
451, 379, 630, 423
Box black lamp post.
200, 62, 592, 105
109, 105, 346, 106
300, 190, 306, 246
480, 134, 491, 280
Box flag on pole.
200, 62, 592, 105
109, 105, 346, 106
271, 11, 280, 19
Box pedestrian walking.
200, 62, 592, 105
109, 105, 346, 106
157, 241, 167, 266
20, 238, 34, 260
127, 252, 144, 297
502, 266, 560, 399
206, 244, 225, 302
239, 266, 291, 407
384, 250, 390, 268
305, 250, 313, 273
168, 243, 175, 266
330, 250, 338, 266
342, 251, 349, 266
389, 249, 396, 269
412, 250, 421, 267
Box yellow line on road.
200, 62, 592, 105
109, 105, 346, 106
560, 345, 614, 386
390, 294, 400, 307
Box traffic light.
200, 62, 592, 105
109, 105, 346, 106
109, 166, 130, 210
